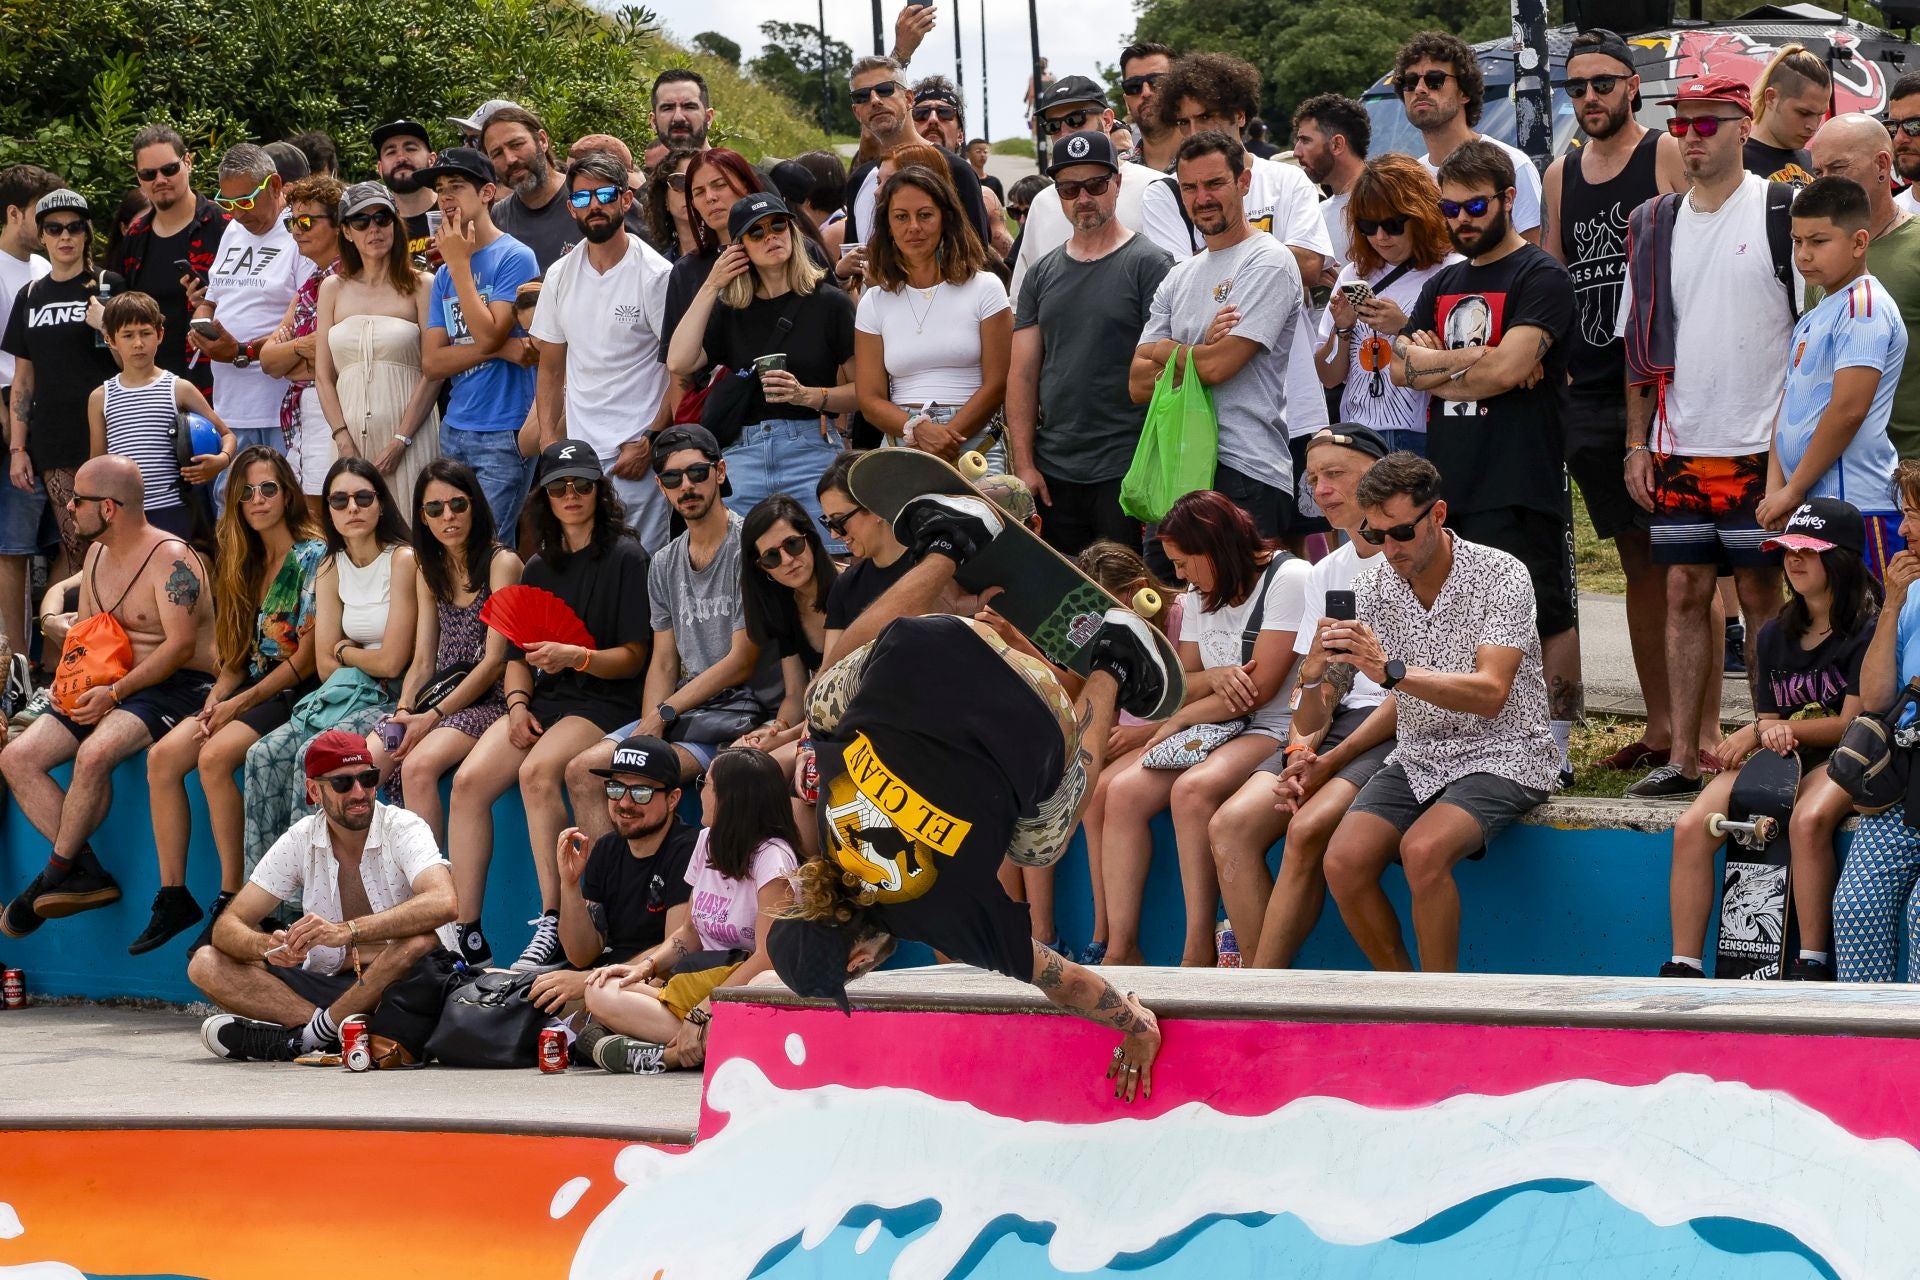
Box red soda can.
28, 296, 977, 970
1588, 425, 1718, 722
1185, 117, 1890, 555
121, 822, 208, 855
538, 1026, 569, 1073
799, 740, 819, 804
2, 968, 25, 1009
341, 1018, 371, 1072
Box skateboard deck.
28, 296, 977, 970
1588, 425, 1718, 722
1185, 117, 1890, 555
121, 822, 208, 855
848, 448, 1186, 721
1708, 747, 1802, 980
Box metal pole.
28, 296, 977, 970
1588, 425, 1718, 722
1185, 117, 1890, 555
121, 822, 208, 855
820, 0, 833, 133
872, 0, 885, 55
1027, 0, 1044, 171
954, 0, 966, 137
1511, 0, 1552, 172
979, 0, 990, 143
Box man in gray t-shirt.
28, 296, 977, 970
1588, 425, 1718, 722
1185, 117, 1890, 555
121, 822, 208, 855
1131, 132, 1300, 537
1010, 130, 1174, 557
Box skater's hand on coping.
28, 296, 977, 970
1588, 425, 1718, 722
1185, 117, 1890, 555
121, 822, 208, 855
1105, 993, 1159, 1104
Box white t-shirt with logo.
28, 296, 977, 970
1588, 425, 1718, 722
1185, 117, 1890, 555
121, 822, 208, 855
1010, 156, 1162, 298
205, 217, 312, 431
530, 233, 672, 460
1421, 135, 1543, 234
0, 249, 51, 386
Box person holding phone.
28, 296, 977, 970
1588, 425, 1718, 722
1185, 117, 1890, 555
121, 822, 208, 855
115, 125, 229, 396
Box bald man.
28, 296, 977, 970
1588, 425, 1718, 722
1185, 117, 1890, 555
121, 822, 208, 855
1811, 112, 1920, 459
1, 454, 217, 941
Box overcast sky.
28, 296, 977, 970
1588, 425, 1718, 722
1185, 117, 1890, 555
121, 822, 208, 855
646, 0, 1138, 142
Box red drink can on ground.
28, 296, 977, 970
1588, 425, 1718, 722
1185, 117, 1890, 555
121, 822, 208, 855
2, 968, 24, 1009
538, 1026, 568, 1073
341, 1018, 371, 1072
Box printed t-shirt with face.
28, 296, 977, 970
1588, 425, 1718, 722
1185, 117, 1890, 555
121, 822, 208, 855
702, 284, 857, 427
685, 829, 798, 953
1779, 275, 1906, 514
1139, 232, 1301, 494
824, 552, 912, 631
1183, 555, 1310, 738
582, 817, 698, 958
855, 272, 1011, 409
0, 250, 51, 387
1752, 615, 1870, 720
428, 232, 540, 432
204, 216, 312, 430
1, 268, 125, 470
529, 232, 672, 460
511, 534, 653, 728
1420, 135, 1544, 233
815, 614, 1061, 979
1408, 243, 1575, 517
491, 190, 579, 273
649, 508, 747, 688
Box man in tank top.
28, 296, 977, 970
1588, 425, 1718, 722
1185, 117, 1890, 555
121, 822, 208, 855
1539, 28, 1686, 775
1, 453, 218, 941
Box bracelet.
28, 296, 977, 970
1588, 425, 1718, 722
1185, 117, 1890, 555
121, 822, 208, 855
573, 647, 592, 672
506, 693, 532, 710
8, 446, 24, 454
348, 919, 359, 944
106, 684, 121, 704
1624, 443, 1650, 458
1283, 742, 1311, 756
1334, 327, 1355, 338
331, 427, 350, 438
1298, 678, 1325, 691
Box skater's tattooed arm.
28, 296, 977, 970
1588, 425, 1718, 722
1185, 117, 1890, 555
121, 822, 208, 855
1031, 942, 1162, 1102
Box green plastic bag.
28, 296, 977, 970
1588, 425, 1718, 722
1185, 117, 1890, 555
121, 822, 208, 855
1120, 345, 1218, 522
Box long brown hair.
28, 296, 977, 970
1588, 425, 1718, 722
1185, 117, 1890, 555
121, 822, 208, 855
337, 191, 420, 296
645, 144, 699, 250
214, 447, 317, 667
1346, 153, 1453, 278
866, 165, 986, 289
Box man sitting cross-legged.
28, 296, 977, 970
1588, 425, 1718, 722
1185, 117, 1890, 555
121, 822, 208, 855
191, 730, 460, 1064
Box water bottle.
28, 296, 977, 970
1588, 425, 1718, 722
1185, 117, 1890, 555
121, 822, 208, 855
94, 273, 112, 348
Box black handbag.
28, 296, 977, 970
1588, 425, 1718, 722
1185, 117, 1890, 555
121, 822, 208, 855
414, 662, 477, 714
700, 295, 804, 450
667, 684, 769, 746
423, 969, 548, 1068
1831, 677, 1920, 821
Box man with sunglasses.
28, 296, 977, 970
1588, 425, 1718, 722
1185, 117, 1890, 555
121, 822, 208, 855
1887, 73, 1920, 218
842, 56, 991, 252
370, 119, 440, 265
531, 150, 675, 549
910, 79, 967, 151
114, 125, 227, 395
1119, 41, 1179, 174
1393, 31, 1542, 243
191, 729, 460, 1065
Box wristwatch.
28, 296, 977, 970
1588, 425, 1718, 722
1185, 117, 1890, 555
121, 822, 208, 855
1382, 659, 1407, 689
232, 340, 257, 369
657, 702, 680, 729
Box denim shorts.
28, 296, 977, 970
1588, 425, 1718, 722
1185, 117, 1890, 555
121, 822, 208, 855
607, 467, 670, 554
723, 418, 848, 551
442, 426, 532, 539
0, 474, 47, 556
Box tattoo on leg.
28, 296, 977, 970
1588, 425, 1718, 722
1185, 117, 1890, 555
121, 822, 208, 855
1548, 674, 1583, 722
165, 560, 202, 609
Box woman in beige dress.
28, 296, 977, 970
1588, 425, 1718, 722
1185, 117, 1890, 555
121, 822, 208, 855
315, 182, 441, 507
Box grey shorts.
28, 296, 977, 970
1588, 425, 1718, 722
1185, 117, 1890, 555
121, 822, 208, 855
1349, 760, 1548, 853
1257, 704, 1395, 790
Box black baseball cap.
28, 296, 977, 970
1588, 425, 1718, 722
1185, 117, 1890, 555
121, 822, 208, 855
1036, 75, 1109, 114
589, 734, 679, 787
652, 424, 723, 471
370, 118, 432, 152
767, 917, 855, 1015
727, 192, 791, 241
414, 146, 497, 190
1306, 423, 1393, 462
534, 439, 604, 488
1762, 496, 1867, 557
1047, 130, 1120, 175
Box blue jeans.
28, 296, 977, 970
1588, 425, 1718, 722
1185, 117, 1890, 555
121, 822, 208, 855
0, 474, 46, 556
1381, 429, 1427, 457
443, 426, 533, 539
723, 418, 848, 550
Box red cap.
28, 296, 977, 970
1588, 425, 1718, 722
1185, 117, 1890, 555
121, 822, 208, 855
305, 728, 372, 779
1659, 73, 1753, 116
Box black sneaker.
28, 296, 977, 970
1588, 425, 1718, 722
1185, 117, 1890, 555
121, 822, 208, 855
893, 492, 1003, 564
1625, 763, 1704, 800
128, 886, 204, 956
200, 1014, 299, 1062
457, 922, 493, 967
1724, 620, 1747, 675
1787, 957, 1835, 982
1088, 607, 1170, 719
591, 1032, 669, 1074
1, 871, 50, 939
510, 913, 564, 972
183, 890, 236, 957
33, 862, 121, 918
1659, 960, 1706, 979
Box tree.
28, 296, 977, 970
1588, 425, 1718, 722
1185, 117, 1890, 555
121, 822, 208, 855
749, 20, 858, 136
691, 31, 742, 67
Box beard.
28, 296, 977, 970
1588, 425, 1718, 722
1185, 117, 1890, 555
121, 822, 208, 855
1581, 99, 1632, 142
510, 152, 551, 200
1448, 205, 1509, 258
580, 213, 621, 244
614, 805, 671, 841
383, 163, 423, 194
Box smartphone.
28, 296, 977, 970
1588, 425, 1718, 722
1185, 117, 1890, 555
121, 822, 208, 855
189, 317, 223, 340
908, 0, 933, 8
1337, 281, 1374, 307
1325, 589, 1357, 622
379, 721, 405, 752
173, 257, 200, 281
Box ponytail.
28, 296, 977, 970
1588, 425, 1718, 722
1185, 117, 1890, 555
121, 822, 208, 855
1753, 44, 1831, 127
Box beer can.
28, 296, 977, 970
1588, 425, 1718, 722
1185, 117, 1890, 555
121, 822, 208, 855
1215, 923, 1243, 969
2, 968, 25, 1009
538, 1026, 569, 1073
341, 1018, 371, 1072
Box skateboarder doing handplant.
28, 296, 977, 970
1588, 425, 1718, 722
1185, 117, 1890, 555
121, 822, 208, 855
768, 492, 1171, 1101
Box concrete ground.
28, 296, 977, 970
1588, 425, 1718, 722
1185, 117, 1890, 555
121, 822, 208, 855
1578, 590, 1753, 724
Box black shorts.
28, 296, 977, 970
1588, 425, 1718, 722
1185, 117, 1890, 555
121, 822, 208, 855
1214, 462, 1297, 541
1563, 395, 1645, 542
1448, 505, 1578, 637
234, 675, 318, 738
1286, 436, 1331, 535
1037, 474, 1141, 559
268, 946, 458, 1058
51, 668, 214, 744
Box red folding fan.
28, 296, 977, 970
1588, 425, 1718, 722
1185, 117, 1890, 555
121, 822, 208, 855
480, 584, 594, 651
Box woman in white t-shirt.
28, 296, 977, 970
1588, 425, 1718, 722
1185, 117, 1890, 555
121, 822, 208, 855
854, 164, 1012, 471
1099, 491, 1308, 967
1316, 154, 1460, 452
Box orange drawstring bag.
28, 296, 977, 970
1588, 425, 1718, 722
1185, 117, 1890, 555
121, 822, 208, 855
51, 613, 134, 714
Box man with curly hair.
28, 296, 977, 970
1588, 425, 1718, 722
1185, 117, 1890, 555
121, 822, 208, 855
1394, 31, 1543, 241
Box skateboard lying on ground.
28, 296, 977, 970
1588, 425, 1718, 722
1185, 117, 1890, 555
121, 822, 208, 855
848, 448, 1186, 721
1707, 747, 1802, 980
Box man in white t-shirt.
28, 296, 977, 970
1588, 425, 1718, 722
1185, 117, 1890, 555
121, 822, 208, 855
1395, 31, 1543, 241
532, 150, 674, 550
1291, 95, 1372, 269
190, 730, 459, 1065
1888, 74, 1920, 217
0, 164, 58, 667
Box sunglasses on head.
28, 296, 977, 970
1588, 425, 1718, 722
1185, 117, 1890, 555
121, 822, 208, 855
283, 212, 333, 233
1564, 74, 1625, 99
1354, 215, 1409, 237
41, 219, 89, 238
545, 476, 597, 498
239, 481, 281, 502
422, 496, 470, 517
327, 489, 378, 510
658, 462, 714, 489
1042, 110, 1096, 136
743, 217, 791, 242
1055, 175, 1114, 200
1667, 114, 1743, 138
1121, 72, 1164, 96
1398, 69, 1454, 94
755, 534, 810, 570
821, 508, 862, 537
1357, 501, 1436, 545
913, 104, 959, 122
320, 768, 382, 795
213, 173, 274, 212
1889, 117, 1920, 138
568, 184, 622, 209
343, 209, 396, 230
137, 160, 184, 182
851, 82, 906, 104
1438, 195, 1496, 219
604, 779, 663, 804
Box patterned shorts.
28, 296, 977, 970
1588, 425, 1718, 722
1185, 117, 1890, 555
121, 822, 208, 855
1649, 453, 1773, 569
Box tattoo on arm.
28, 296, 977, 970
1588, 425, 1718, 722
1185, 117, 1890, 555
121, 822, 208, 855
1034, 947, 1067, 991
1405, 357, 1449, 383
164, 560, 202, 609
1534, 334, 1551, 360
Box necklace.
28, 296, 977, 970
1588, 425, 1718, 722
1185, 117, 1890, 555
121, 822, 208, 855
1874, 208, 1909, 241
904, 282, 939, 333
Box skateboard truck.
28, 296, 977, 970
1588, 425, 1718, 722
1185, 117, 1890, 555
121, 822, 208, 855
1706, 811, 1779, 847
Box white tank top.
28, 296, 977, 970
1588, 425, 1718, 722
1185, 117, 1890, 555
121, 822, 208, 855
333, 545, 394, 647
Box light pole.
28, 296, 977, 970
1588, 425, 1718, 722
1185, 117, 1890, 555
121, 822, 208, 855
872, 0, 885, 55
953, 0, 966, 136
979, 0, 989, 143
820, 0, 833, 133
1027, 0, 1044, 170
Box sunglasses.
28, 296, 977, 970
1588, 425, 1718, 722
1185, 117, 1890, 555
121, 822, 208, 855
1121, 72, 1164, 96
1398, 70, 1455, 94
1357, 501, 1436, 545
137, 160, 184, 182
327, 489, 379, 510
1354, 215, 1409, 237
320, 768, 382, 795
213, 173, 274, 212
913, 104, 959, 122
69, 492, 114, 506
664, 173, 688, 192
743, 217, 791, 242
1667, 114, 1744, 138
344, 209, 397, 230
1055, 175, 1114, 200
851, 82, 906, 105
238, 481, 282, 502
1008, 205, 1029, 220
658, 463, 714, 489
754, 534, 810, 570
283, 212, 333, 233
1889, 117, 1920, 138
603, 780, 663, 804
821, 508, 862, 537
569, 184, 622, 209
1438, 195, 1496, 219
422, 497, 471, 517
1041, 110, 1095, 136
1563, 74, 1625, 99
41, 219, 89, 238
545, 476, 597, 498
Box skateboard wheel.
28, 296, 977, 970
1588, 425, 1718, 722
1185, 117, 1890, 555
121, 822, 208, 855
1753, 816, 1779, 845
957, 451, 989, 481
1132, 587, 1162, 617
1706, 813, 1727, 839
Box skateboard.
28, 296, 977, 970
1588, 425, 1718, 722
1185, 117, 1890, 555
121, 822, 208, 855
1706, 747, 1802, 980
848, 448, 1186, 721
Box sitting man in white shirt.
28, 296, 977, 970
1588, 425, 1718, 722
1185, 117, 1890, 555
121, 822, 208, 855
190, 729, 460, 1064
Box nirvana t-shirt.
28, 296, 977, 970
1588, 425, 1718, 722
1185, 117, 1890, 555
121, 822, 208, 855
428, 233, 540, 432
582, 818, 698, 959
492, 190, 579, 274
1744, 139, 1815, 188
1409, 243, 1575, 516
703, 286, 856, 427
824, 553, 911, 631
1, 268, 124, 469
815, 614, 1060, 979
1753, 616, 1870, 719
512, 534, 653, 725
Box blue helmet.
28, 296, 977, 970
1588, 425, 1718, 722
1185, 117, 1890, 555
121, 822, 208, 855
171, 411, 222, 471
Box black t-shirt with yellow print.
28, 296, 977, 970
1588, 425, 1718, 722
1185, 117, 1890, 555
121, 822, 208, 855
814, 614, 1062, 980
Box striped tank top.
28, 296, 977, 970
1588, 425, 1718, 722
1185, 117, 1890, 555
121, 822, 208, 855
102, 372, 182, 513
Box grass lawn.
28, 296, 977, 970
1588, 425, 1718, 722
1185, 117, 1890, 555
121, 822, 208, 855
1571, 480, 1628, 596
992, 136, 1036, 157
1566, 713, 1661, 798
